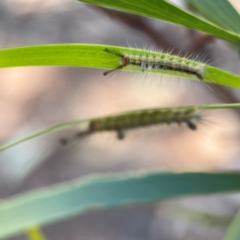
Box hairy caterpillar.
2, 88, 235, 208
60, 107, 201, 145
103, 48, 204, 80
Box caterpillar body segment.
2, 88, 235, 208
89, 108, 199, 139
103, 48, 204, 80
59, 107, 201, 145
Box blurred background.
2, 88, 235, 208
0, 0, 240, 239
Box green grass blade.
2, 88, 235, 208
26, 227, 47, 240
161, 203, 232, 228
1, 171, 240, 239
1, 103, 240, 151
188, 0, 240, 33
204, 66, 240, 88
0, 120, 87, 151
223, 209, 240, 240
0, 44, 113, 69
0, 44, 239, 88
76, 0, 240, 45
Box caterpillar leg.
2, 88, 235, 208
187, 121, 197, 130
116, 129, 125, 140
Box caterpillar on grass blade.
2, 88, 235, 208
103, 47, 204, 81
59, 107, 201, 146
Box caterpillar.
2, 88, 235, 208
103, 48, 204, 80
59, 107, 201, 145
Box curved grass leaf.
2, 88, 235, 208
188, 0, 240, 33
223, 209, 240, 240
1, 171, 240, 239
1, 103, 240, 151
76, 0, 240, 45
0, 44, 240, 88
161, 203, 232, 228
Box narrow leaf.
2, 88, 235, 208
76, 0, 240, 45
1, 103, 240, 151
0, 44, 239, 88
1, 171, 240, 238
161, 203, 232, 228
223, 208, 240, 240
188, 0, 240, 33
26, 227, 47, 240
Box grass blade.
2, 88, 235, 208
188, 0, 240, 33
77, 0, 240, 45
0, 44, 239, 88
161, 203, 232, 228
1, 103, 240, 151
26, 227, 47, 240
223, 209, 240, 240
1, 171, 240, 239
